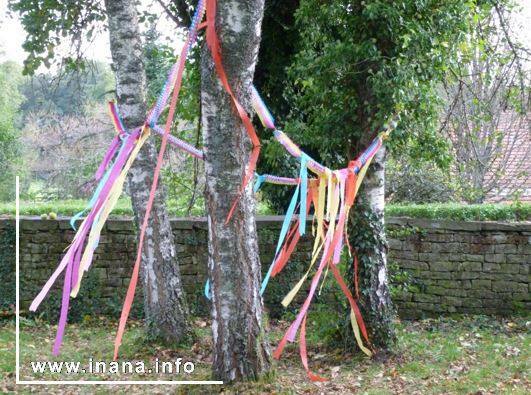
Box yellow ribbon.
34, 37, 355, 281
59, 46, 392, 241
350, 309, 372, 357
311, 174, 327, 257
281, 239, 325, 307
325, 169, 332, 221
353, 141, 379, 199
328, 171, 340, 238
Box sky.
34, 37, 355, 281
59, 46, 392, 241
0, 0, 181, 67
1, 0, 530, 68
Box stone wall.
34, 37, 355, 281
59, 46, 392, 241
387, 217, 529, 318
1, 216, 529, 319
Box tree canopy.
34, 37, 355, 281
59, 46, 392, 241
270, 1, 480, 168
0, 61, 24, 200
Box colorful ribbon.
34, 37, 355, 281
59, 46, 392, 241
29, 0, 397, 376
30, 129, 142, 355
113, 0, 207, 360
260, 182, 300, 295
298, 153, 309, 236
204, 0, 262, 223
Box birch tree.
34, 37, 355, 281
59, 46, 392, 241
11, 0, 192, 343
257, 0, 490, 352
200, 0, 271, 382
104, 0, 191, 343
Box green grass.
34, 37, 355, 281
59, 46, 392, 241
0, 326, 14, 376
0, 315, 528, 393
1, 199, 529, 221
394, 316, 530, 394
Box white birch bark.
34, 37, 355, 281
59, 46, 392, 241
350, 146, 397, 353
104, 0, 191, 343
200, 0, 271, 382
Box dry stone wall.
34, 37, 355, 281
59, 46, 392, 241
387, 217, 529, 318
1, 216, 528, 319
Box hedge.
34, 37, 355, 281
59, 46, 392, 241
385, 202, 530, 222
0, 198, 134, 217
0, 200, 529, 222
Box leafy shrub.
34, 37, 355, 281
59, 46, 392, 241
386, 202, 530, 221
0, 196, 274, 217
2, 198, 529, 222
386, 159, 457, 204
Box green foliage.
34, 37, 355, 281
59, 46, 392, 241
386, 202, 531, 221
282, 0, 474, 167
0, 198, 130, 217
255, 0, 491, 211
143, 27, 204, 212
0, 55, 115, 204
0, 62, 23, 133
253, 0, 301, 212
9, 0, 204, 206
387, 260, 421, 299
19, 61, 114, 116
255, 0, 300, 125
10, 197, 131, 216
280, 302, 347, 348
8, 0, 106, 74
0, 61, 24, 201
387, 224, 427, 239
144, 27, 202, 124
347, 200, 397, 348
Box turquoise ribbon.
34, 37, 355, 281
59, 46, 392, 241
299, 153, 309, 236
260, 182, 300, 295
70, 176, 106, 230
253, 174, 267, 193
204, 279, 211, 300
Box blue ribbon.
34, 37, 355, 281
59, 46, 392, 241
204, 279, 211, 300
299, 153, 309, 236
260, 182, 300, 295
253, 174, 267, 193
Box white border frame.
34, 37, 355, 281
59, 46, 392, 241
14, 176, 223, 386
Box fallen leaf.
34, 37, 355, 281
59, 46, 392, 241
504, 346, 520, 357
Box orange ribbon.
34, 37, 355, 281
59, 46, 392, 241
205, 0, 261, 222
113, 4, 201, 360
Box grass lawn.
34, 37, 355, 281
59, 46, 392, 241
0, 315, 528, 394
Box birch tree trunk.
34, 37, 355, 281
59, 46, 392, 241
104, 0, 191, 343
348, 146, 397, 354
200, 0, 271, 382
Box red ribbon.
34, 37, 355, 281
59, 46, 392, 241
300, 315, 327, 382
